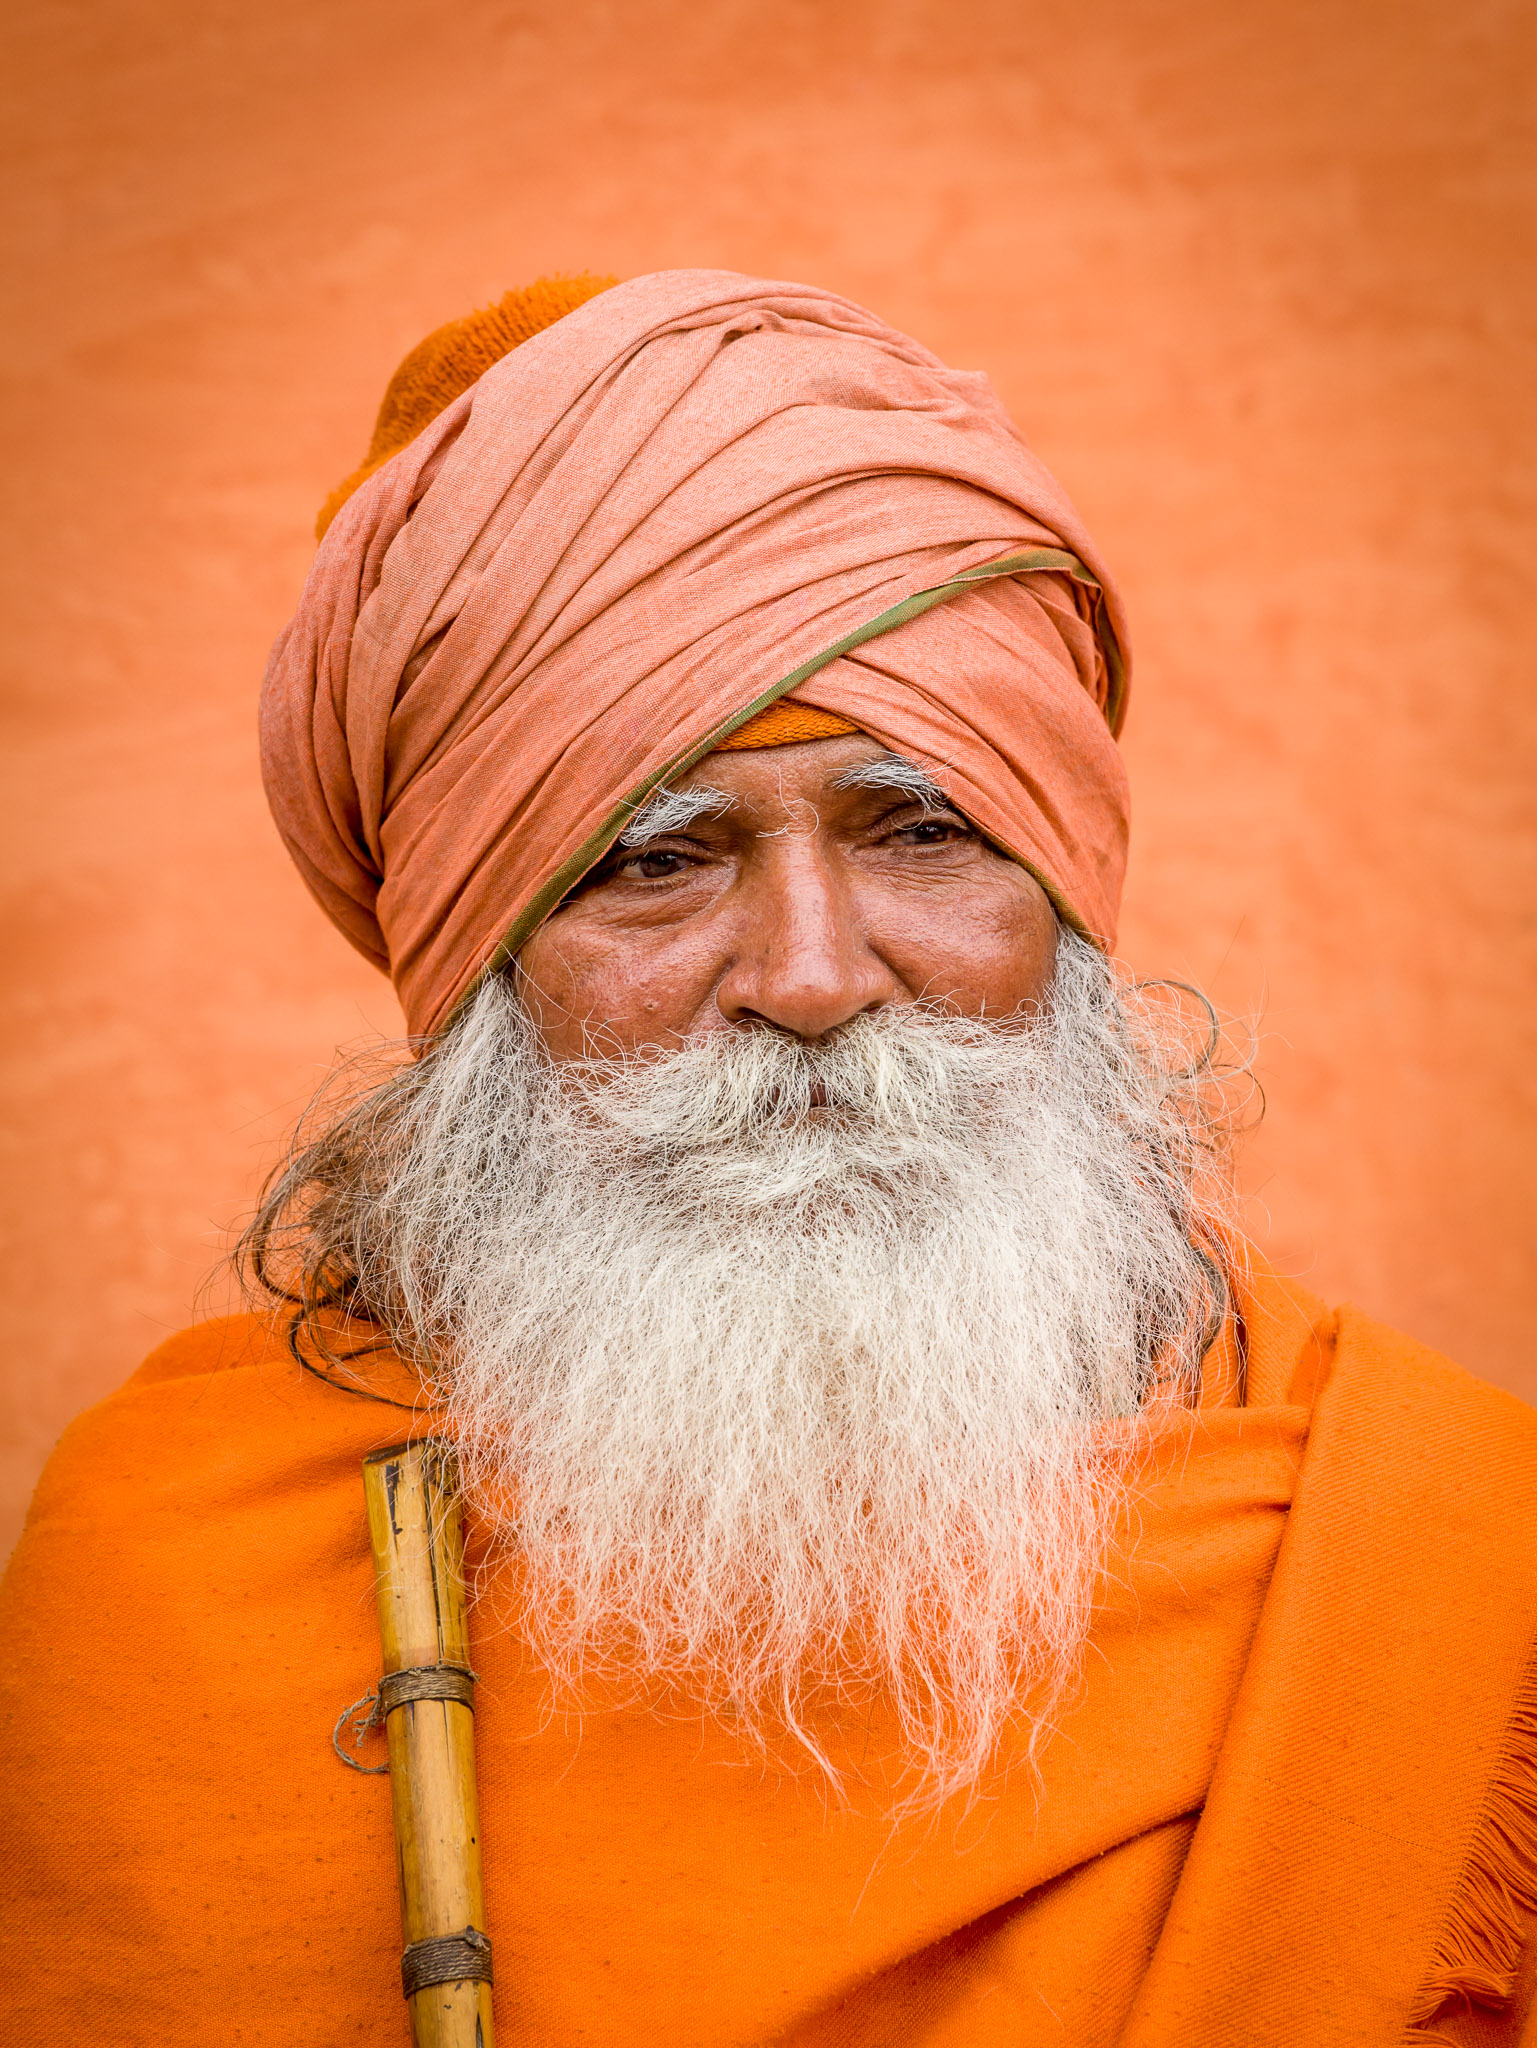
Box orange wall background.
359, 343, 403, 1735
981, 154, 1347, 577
3, 0, 1533, 1554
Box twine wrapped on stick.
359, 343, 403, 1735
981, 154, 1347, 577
363, 1441, 494, 2048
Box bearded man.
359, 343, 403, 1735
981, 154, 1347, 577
2, 271, 1534, 2047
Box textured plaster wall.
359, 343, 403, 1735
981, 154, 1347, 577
2, 0, 1533, 1552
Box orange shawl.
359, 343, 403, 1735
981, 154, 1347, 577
1, 1264, 1533, 2045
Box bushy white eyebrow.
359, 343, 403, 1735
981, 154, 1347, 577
619, 783, 737, 847
830, 753, 951, 812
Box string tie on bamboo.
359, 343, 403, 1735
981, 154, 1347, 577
380, 1662, 478, 1714
332, 1688, 388, 1774
402, 1929, 494, 1998
332, 1664, 479, 1772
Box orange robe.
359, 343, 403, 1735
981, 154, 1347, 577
1, 1263, 1534, 2045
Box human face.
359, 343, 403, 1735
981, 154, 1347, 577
517, 734, 1059, 1060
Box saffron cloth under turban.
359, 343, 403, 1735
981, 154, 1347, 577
261, 270, 1131, 1037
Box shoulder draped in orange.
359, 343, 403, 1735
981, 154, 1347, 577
1, 1262, 1533, 2045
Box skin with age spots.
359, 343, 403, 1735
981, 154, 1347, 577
517, 734, 1059, 1060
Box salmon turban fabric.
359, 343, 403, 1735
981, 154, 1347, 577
261, 270, 1133, 1038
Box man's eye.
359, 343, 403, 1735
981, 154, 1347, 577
896, 817, 968, 846
618, 847, 692, 881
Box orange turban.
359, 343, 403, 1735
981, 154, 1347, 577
262, 270, 1132, 1038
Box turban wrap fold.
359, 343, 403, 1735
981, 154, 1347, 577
261, 270, 1133, 1039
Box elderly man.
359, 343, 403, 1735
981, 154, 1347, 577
2, 271, 1534, 2047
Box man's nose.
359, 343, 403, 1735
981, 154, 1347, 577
712, 842, 902, 1038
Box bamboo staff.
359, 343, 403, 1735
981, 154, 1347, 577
363, 1440, 494, 2048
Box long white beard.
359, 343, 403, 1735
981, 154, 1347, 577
356, 934, 1227, 1802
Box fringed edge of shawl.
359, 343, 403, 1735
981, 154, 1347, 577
1406, 1661, 1537, 2043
